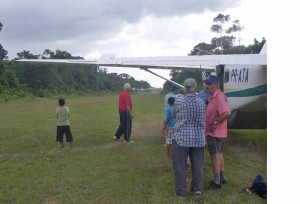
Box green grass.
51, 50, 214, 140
0, 94, 267, 203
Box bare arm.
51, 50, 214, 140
211, 111, 231, 129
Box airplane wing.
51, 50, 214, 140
16, 53, 266, 72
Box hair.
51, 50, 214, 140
58, 98, 65, 106
167, 96, 175, 106
183, 78, 197, 93
178, 88, 186, 95
185, 86, 196, 93
124, 83, 131, 90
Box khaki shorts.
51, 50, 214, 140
206, 136, 225, 153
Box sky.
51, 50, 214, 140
0, 0, 268, 88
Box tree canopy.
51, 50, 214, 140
164, 13, 266, 90
0, 21, 8, 60
1, 50, 150, 97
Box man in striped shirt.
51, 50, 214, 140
171, 78, 206, 199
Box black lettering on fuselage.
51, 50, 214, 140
230, 68, 249, 82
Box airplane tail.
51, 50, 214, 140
259, 41, 267, 54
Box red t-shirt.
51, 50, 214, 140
118, 90, 132, 111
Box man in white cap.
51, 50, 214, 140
113, 83, 133, 143
171, 78, 206, 199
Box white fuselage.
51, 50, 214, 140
223, 65, 267, 111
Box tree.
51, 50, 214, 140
226, 20, 244, 46
16, 50, 39, 59
0, 44, 8, 60
12, 47, 151, 95
244, 38, 266, 54
189, 42, 216, 56
211, 36, 235, 53
0, 22, 8, 60
42, 49, 55, 59
210, 14, 231, 53
165, 13, 266, 90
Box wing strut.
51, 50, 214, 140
141, 68, 184, 88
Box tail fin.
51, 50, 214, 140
260, 41, 267, 54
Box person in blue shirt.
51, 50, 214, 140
198, 84, 211, 105
163, 96, 176, 159
164, 86, 177, 107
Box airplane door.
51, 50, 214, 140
216, 65, 225, 92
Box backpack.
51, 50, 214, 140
249, 175, 267, 199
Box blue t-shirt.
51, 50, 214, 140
198, 90, 211, 104
165, 106, 176, 128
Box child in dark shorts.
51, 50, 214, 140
56, 98, 73, 148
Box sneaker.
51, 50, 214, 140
221, 179, 227, 184
113, 136, 118, 141
207, 180, 221, 189
193, 190, 201, 199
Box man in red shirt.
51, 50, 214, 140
204, 75, 231, 189
113, 83, 133, 143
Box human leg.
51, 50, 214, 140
115, 110, 127, 139
220, 153, 227, 183
124, 112, 132, 142
190, 147, 205, 192
56, 126, 64, 148
166, 128, 173, 159
218, 138, 226, 183
210, 153, 221, 184
166, 144, 171, 159
171, 140, 189, 197
65, 125, 73, 148
207, 136, 222, 185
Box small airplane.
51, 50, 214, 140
133, 87, 147, 95
17, 42, 267, 128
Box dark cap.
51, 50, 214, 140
204, 75, 219, 84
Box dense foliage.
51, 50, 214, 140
0, 59, 150, 98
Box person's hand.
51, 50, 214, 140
210, 122, 217, 130
131, 114, 134, 119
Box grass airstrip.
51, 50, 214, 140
0, 93, 266, 203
